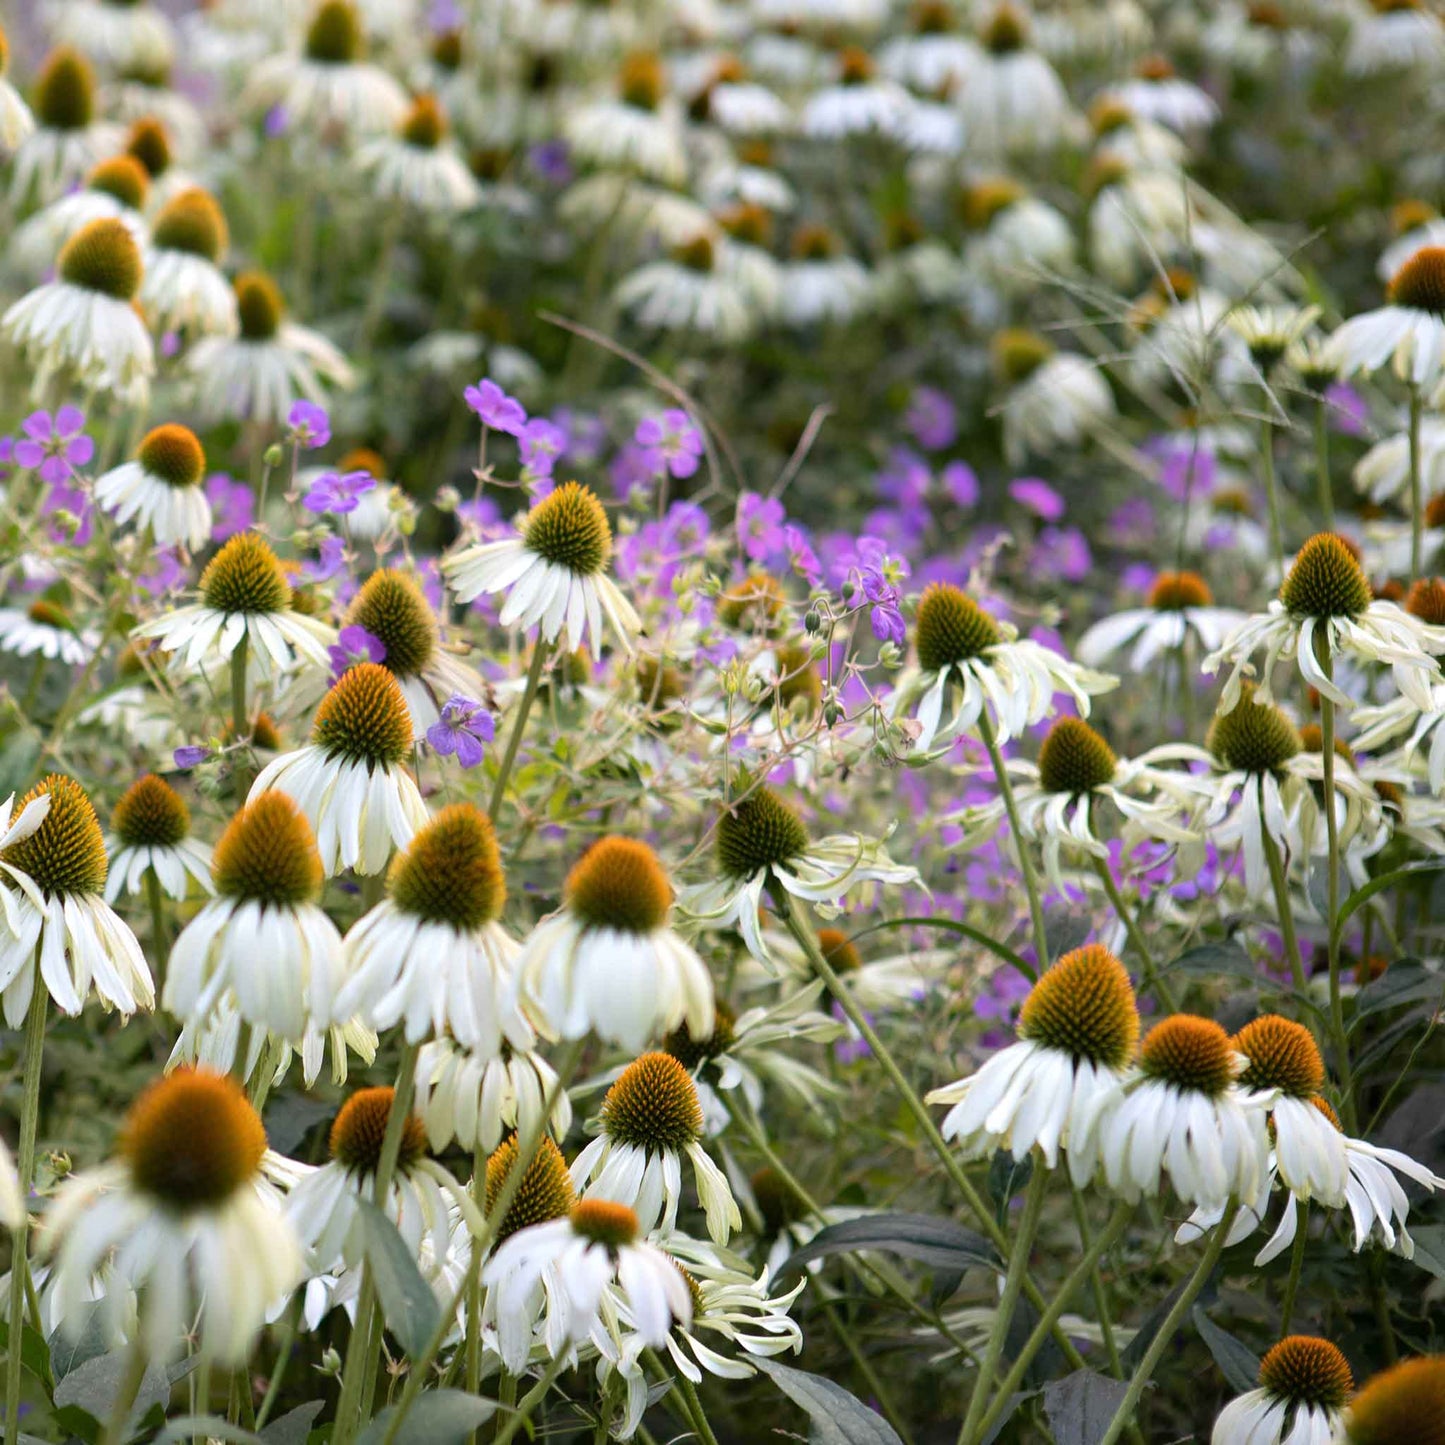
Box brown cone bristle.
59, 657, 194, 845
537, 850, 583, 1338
1310, 1094, 1342, 1130
915, 582, 1001, 672
1206, 682, 1302, 775
58, 218, 142, 301
345, 569, 437, 678
992, 328, 1053, 384
1344, 1356, 1445, 1444
1405, 578, 1445, 627
211, 793, 322, 908
602, 1052, 704, 1151
522, 482, 612, 575
200, 532, 290, 615
1149, 571, 1213, 610
567, 837, 673, 934
235, 271, 284, 340
112, 773, 190, 849
818, 926, 862, 973
1258, 1336, 1354, 1410
665, 1002, 737, 1070
1139, 1015, 1236, 1097
388, 803, 505, 930
34, 47, 94, 131
306, 0, 364, 63
126, 116, 170, 176
1296, 723, 1355, 767
87, 155, 149, 211
570, 1197, 640, 1248
339, 447, 386, 479
618, 51, 665, 110
330, 1086, 427, 1176
485, 1135, 575, 1242
791, 223, 841, 261
1388, 246, 1445, 317
1037, 717, 1118, 796
837, 45, 875, 83
310, 662, 414, 768
716, 786, 809, 877
1234, 1015, 1325, 1098
151, 188, 228, 263
138, 424, 205, 489
402, 93, 446, 148
1280, 534, 1372, 620
120, 1069, 266, 1210
1019, 943, 1140, 1070
2, 774, 108, 896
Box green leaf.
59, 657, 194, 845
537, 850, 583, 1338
48, 1303, 111, 1380
1338, 863, 1445, 934
753, 1359, 905, 1445
846, 917, 1036, 982
1041, 1370, 1129, 1445
358, 1390, 497, 1445
774, 1210, 1001, 1282
1191, 1306, 1261, 1394
1161, 942, 1259, 984
357, 1201, 442, 1359
1407, 1224, 1445, 1281
260, 1401, 326, 1444
53, 1348, 188, 1425
1350, 961, 1445, 1026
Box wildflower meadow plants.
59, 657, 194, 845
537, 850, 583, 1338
1, 3, 1445, 1445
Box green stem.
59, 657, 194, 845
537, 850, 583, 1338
957, 1162, 1048, 1445
1314, 397, 1334, 530
1317, 646, 1356, 1132
1071, 1189, 1123, 1380
466, 1148, 484, 1445
254, 1298, 299, 1429
98, 1341, 147, 1445
359, 211, 405, 354
4, 977, 46, 1445
230, 636, 253, 796
1261, 823, 1308, 995
194, 1358, 212, 1445
1095, 1203, 1239, 1445
972, 1202, 1134, 1445
491, 1356, 567, 1445
672, 1368, 720, 1445
1260, 415, 1284, 582
1409, 384, 1423, 584
1279, 1203, 1307, 1335
1092, 856, 1177, 1011
978, 712, 1049, 968
489, 642, 549, 820
20, 656, 45, 717
145, 869, 167, 987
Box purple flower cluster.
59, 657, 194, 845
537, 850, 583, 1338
304, 469, 375, 516
427, 694, 495, 768
16, 408, 93, 484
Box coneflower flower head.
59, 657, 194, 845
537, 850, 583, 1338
234, 271, 284, 341
1206, 682, 1301, 773
59, 216, 142, 301
346, 570, 437, 679
602, 1051, 705, 1152
914, 582, 1000, 671
329, 1085, 427, 1178
136, 423, 205, 491
568, 836, 673, 933
212, 793, 321, 908
305, 0, 365, 64
201, 532, 291, 616
1342, 1356, 1445, 1444
4, 774, 107, 897
1036, 717, 1118, 796
486, 1134, 575, 1243
1018, 943, 1140, 1071
1257, 1336, 1354, 1412
87, 154, 148, 210
524, 482, 613, 577
34, 46, 94, 131
126, 116, 170, 177
112, 774, 189, 850
1280, 534, 1372, 621
716, 787, 808, 878
152, 188, 228, 263
388, 803, 505, 930
311, 662, 413, 770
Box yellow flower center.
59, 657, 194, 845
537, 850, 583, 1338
26, 599, 75, 632
1257, 1336, 1354, 1410
1389, 246, 1445, 316
672, 233, 716, 273
837, 45, 875, 84
388, 803, 505, 930
1206, 683, 1302, 775
1019, 943, 1140, 1070
58, 218, 142, 302
716, 786, 809, 877
910, 0, 956, 34
34, 46, 94, 131
1280, 533, 1371, 620
120, 1069, 267, 1211
235, 271, 284, 341
126, 116, 171, 177
112, 773, 190, 849
962, 177, 1025, 230
618, 51, 664, 110
1296, 723, 1354, 767
1405, 577, 1445, 627
1234, 1015, 1325, 1098
485, 1135, 575, 1243
522, 482, 612, 575
982, 2, 1028, 52
329, 1086, 427, 1176
570, 1198, 640, 1248
1037, 717, 1118, 796
305, 0, 364, 63
1345, 1356, 1445, 1445
914, 582, 1001, 672
311, 662, 413, 769
346, 569, 437, 679
87, 155, 149, 211
401, 93, 446, 148
717, 572, 788, 632
790, 224, 841, 261
1139, 1014, 1236, 1096
665, 1001, 737, 1070
817, 927, 862, 973
211, 794, 322, 908
137, 424, 205, 490
200, 533, 291, 615
566, 836, 674, 934
2, 774, 108, 896
992, 328, 1054, 385
776, 642, 822, 713
1149, 570, 1213, 610
151, 188, 228, 263
602, 1052, 704, 1151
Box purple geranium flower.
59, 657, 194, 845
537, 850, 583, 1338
941, 460, 978, 508
464, 379, 528, 437
1008, 476, 1065, 521
519, 418, 566, 477
286, 400, 331, 451
636, 410, 704, 480
173, 745, 212, 770
904, 386, 958, 451
528, 140, 572, 185
139, 547, 186, 596
304, 469, 375, 516
738, 492, 786, 562
305, 533, 347, 583
206, 473, 254, 541
427, 694, 495, 768
328, 624, 386, 681
15, 407, 93, 485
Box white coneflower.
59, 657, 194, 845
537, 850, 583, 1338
244, 0, 407, 136
442, 481, 642, 658
1104, 54, 1218, 135
250, 662, 428, 877
566, 53, 687, 186
9, 47, 120, 203
482, 1198, 692, 1374
926, 944, 1139, 1184
1079, 571, 1247, 674
572, 1052, 741, 1244
42, 1069, 302, 1364
415, 1038, 573, 1155
616, 233, 756, 343
777, 223, 871, 328
164, 792, 344, 1044
337, 804, 531, 1052
1228, 303, 1322, 381
354, 93, 479, 213
103, 773, 213, 904
49, 0, 176, 76
11, 153, 149, 277
1338, 1356, 1445, 1445
2, 216, 154, 404
1203, 533, 1445, 715
1352, 418, 1445, 506
0, 599, 100, 667
0, 28, 34, 153
516, 836, 714, 1053
799, 46, 914, 141
0, 775, 154, 1026
285, 1086, 477, 1273
1211, 1335, 1353, 1445
140, 187, 238, 339
691, 57, 791, 136
963, 180, 1076, 301
1098, 1014, 1272, 1209
1344, 0, 1445, 76
1353, 582, 1445, 787
992, 329, 1114, 466
95, 422, 213, 551
877, 0, 982, 92
679, 785, 919, 965
956, 4, 1078, 158
893, 582, 1116, 753
1129, 270, 1244, 392
1328, 245, 1445, 389
131, 531, 335, 673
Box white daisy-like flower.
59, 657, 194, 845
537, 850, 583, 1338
336, 804, 532, 1052
1078, 571, 1247, 674
164, 793, 344, 1045
94, 422, 213, 552
42, 1070, 302, 1364
284, 1085, 480, 1274
0, 600, 100, 668
777, 225, 872, 327
140, 186, 238, 339
131, 531, 336, 675
616, 234, 756, 342
1352, 417, 1445, 505
572, 1052, 741, 1244
926, 944, 1139, 1185
0, 29, 34, 153
876, 2, 981, 92
953, 717, 1203, 897
515, 836, 714, 1053
696, 67, 791, 136
1104, 57, 1219, 135
1228, 303, 1323, 379
560, 174, 716, 250
963, 182, 1076, 299
1344, 0, 1445, 76
1378, 210, 1445, 285
243, 0, 407, 136
2, 216, 154, 405
1097, 1013, 1272, 1210
1211, 1335, 1353, 1445
185, 271, 355, 426
678, 785, 920, 965
566, 55, 688, 186
1129, 274, 1245, 393
103, 774, 213, 905
414, 1038, 573, 1156
354, 93, 480, 213
47, 0, 176, 75
892, 582, 1117, 753
799, 47, 915, 140
0, 775, 154, 1027
1202, 533, 1445, 716
249, 662, 429, 877
955, 5, 1079, 158
442, 482, 642, 659
1328, 245, 1445, 388
8, 47, 121, 204
992, 331, 1115, 466
481, 1198, 692, 1375
10, 154, 149, 278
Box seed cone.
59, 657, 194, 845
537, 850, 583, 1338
1149, 571, 1213, 610
1037, 717, 1117, 795
112, 774, 190, 848
1207, 683, 1301, 774
522, 482, 612, 575
485, 1135, 574, 1243
388, 804, 505, 930
34, 47, 94, 130
1345, 1356, 1445, 1444
345, 570, 437, 678
3, 774, 108, 896
1388, 246, 1445, 317
1234, 1015, 1324, 1098
915, 583, 1000, 672
567, 837, 673, 934
330, 1086, 427, 1176
138, 424, 205, 489
716, 787, 809, 877
665, 1001, 737, 1070
58, 218, 142, 301
212, 794, 322, 908
201, 533, 291, 615
310, 663, 413, 768
1139, 1015, 1236, 1097
1019, 944, 1139, 1070
1280, 534, 1372, 620
1258, 1335, 1354, 1410
152, 188, 228, 262
602, 1052, 704, 1151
